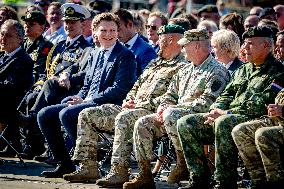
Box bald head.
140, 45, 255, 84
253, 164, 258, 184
274, 4, 284, 30
244, 15, 259, 31
249, 6, 263, 16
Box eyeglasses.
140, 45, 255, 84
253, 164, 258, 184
145, 25, 157, 30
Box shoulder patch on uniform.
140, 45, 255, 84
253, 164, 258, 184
211, 80, 223, 92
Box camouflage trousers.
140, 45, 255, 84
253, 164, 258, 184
133, 107, 191, 161
163, 107, 192, 152
111, 108, 153, 167
232, 116, 284, 183
177, 113, 249, 185
72, 104, 122, 161
133, 113, 166, 161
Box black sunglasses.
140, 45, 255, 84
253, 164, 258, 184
145, 25, 157, 30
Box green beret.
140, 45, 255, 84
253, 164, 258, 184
242, 26, 273, 39
157, 24, 185, 35
177, 28, 209, 46
198, 4, 219, 17
21, 11, 46, 25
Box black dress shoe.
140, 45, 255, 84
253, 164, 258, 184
0, 146, 16, 157
44, 157, 60, 166
41, 163, 76, 178
17, 112, 36, 127
34, 149, 50, 162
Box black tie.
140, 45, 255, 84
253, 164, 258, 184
125, 44, 130, 48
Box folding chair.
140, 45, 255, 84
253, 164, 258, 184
152, 135, 176, 181
0, 125, 27, 167
95, 128, 137, 177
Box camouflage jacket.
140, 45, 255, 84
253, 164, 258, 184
160, 54, 230, 113
275, 89, 284, 105
211, 54, 284, 118
124, 54, 186, 111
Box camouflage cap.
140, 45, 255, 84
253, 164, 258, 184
157, 24, 185, 35
197, 4, 219, 17
21, 11, 46, 25
242, 26, 273, 39
177, 28, 209, 46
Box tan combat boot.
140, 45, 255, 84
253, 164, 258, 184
63, 160, 100, 182
123, 160, 156, 189
96, 163, 129, 187
167, 150, 189, 184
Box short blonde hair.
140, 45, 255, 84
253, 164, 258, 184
211, 29, 240, 59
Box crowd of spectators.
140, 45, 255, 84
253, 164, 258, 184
1, 0, 284, 189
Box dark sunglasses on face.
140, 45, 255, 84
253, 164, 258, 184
145, 25, 157, 30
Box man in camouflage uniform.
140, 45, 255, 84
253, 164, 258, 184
232, 89, 284, 188
176, 26, 284, 189
63, 24, 187, 184
124, 28, 230, 189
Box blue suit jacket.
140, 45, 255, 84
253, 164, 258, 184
0, 48, 33, 121
77, 41, 137, 105
130, 35, 157, 78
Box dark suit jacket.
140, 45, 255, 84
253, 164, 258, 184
77, 41, 137, 105
0, 48, 33, 121
227, 57, 243, 77
130, 35, 157, 78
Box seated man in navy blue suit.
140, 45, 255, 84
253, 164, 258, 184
38, 12, 137, 178
0, 20, 34, 156
114, 9, 157, 78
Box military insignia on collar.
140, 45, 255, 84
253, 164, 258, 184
247, 28, 254, 36
26, 12, 32, 19
66, 7, 75, 15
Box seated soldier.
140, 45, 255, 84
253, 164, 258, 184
176, 26, 284, 189
232, 88, 284, 188
124, 28, 230, 189
38, 12, 137, 178
22, 11, 53, 84
62, 24, 186, 184
0, 20, 34, 157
